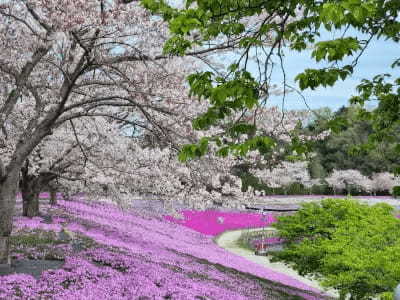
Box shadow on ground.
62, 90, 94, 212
0, 259, 64, 278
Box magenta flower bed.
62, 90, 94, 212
2, 199, 331, 299
164, 210, 277, 236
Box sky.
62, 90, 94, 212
253, 30, 399, 111
214, 29, 399, 112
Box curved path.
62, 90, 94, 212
214, 228, 338, 298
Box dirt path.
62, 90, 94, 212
215, 228, 338, 298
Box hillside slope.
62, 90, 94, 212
2, 199, 332, 299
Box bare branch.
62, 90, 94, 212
69, 120, 88, 168
24, 2, 52, 32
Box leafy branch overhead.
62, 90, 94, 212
140, 0, 399, 162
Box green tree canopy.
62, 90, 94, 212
271, 198, 400, 299
306, 106, 400, 177
140, 0, 399, 163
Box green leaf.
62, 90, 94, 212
216, 147, 229, 157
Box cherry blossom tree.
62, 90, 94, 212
0, 0, 218, 265
136, 104, 318, 209
250, 161, 311, 192
0, 0, 335, 267
84, 104, 317, 213
370, 172, 400, 195
88, 140, 252, 213
18, 115, 130, 217
325, 169, 373, 195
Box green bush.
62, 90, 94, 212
310, 183, 333, 195
240, 172, 277, 195
285, 182, 306, 195
240, 172, 264, 193
270, 198, 400, 300
393, 186, 400, 198
11, 229, 62, 247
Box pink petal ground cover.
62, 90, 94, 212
163, 210, 277, 236
2, 199, 330, 299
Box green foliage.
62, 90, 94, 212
178, 135, 276, 162
140, 0, 400, 162
393, 186, 400, 198
11, 230, 62, 247
178, 137, 210, 161
310, 183, 332, 195
308, 158, 326, 179
10, 229, 97, 261
240, 171, 333, 195
306, 106, 400, 177
163, 36, 193, 55
239, 172, 266, 193
380, 292, 395, 300
312, 38, 361, 62
295, 66, 353, 90
285, 182, 305, 195
350, 75, 400, 172
271, 198, 400, 299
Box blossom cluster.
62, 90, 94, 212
251, 162, 400, 195
325, 170, 400, 194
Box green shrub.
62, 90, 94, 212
11, 230, 62, 247
240, 172, 264, 193
240, 172, 277, 195
271, 198, 400, 300
310, 184, 332, 195
393, 186, 400, 198
285, 183, 306, 195
380, 292, 394, 300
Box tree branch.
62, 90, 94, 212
69, 120, 88, 169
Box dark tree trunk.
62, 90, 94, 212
0, 119, 57, 267
22, 190, 40, 217
49, 187, 57, 205
0, 236, 10, 265
20, 170, 41, 218
0, 169, 19, 265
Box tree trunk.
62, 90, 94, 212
22, 191, 40, 217
0, 115, 54, 264
21, 176, 41, 218
49, 187, 57, 205
0, 237, 10, 265
0, 169, 19, 265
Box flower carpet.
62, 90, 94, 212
163, 210, 277, 236
1, 197, 332, 299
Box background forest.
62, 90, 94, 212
241, 105, 400, 196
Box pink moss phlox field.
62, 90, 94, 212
2, 200, 329, 299
164, 210, 277, 236
14, 216, 63, 232
57, 200, 322, 297
0, 274, 38, 300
